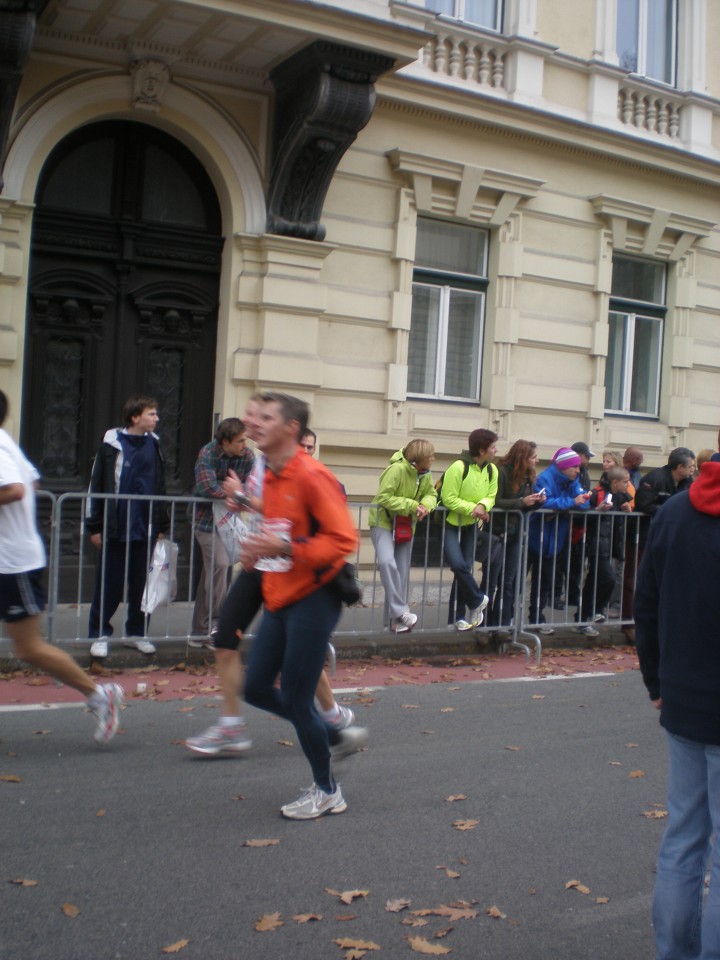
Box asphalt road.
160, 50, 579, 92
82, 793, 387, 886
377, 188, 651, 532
1, 671, 666, 960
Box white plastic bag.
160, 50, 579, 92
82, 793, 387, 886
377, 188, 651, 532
141, 539, 178, 614
213, 500, 254, 566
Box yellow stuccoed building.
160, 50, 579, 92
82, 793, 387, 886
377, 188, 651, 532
1, 0, 719, 525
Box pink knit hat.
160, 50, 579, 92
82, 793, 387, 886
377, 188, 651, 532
553, 448, 582, 469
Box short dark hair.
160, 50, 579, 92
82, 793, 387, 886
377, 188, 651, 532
468, 428, 498, 458
215, 417, 245, 445
301, 428, 317, 445
122, 395, 158, 427
0, 389, 7, 428
668, 447, 695, 470
260, 392, 309, 440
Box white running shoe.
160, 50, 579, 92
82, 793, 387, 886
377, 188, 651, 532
90, 640, 108, 659
392, 611, 417, 633
326, 705, 356, 731
467, 594, 490, 628
330, 725, 368, 760
574, 624, 600, 637
281, 783, 347, 820
125, 639, 156, 655
185, 722, 252, 756
91, 683, 124, 744
454, 619, 473, 632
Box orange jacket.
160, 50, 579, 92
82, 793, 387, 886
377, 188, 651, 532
260, 449, 358, 612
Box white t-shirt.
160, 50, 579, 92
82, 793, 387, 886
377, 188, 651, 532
0, 429, 45, 573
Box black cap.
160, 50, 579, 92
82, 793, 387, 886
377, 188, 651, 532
571, 441, 595, 459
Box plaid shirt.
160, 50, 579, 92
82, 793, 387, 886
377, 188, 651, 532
192, 440, 254, 532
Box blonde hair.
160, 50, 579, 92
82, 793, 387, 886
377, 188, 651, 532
602, 450, 621, 467
696, 448, 715, 468
403, 439, 435, 464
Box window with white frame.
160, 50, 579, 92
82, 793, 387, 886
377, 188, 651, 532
605, 256, 666, 417
408, 218, 489, 401
616, 0, 677, 85
422, 0, 502, 31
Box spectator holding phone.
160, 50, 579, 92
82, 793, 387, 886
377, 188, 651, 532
527, 447, 591, 634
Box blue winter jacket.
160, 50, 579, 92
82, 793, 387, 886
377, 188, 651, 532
527, 463, 589, 557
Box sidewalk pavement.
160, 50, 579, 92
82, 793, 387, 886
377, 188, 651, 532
0, 600, 633, 671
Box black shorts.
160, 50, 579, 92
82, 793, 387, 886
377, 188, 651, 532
0, 569, 46, 622
214, 568, 263, 650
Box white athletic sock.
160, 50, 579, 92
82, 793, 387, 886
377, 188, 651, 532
219, 715, 244, 728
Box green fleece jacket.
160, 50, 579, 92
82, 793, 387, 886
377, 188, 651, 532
440, 456, 498, 528
368, 449, 437, 531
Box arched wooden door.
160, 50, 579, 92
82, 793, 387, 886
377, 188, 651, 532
22, 120, 224, 598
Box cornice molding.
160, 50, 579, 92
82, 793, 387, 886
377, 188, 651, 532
590, 194, 716, 261
376, 94, 720, 189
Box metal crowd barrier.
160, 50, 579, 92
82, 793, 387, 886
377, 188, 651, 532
3, 492, 644, 664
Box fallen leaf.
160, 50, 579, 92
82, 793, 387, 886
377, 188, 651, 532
407, 936, 451, 954
595, 897, 610, 904
255, 912, 284, 932
243, 839, 280, 847
326, 888, 370, 905
531, 694, 545, 700
162, 940, 190, 954
452, 819, 479, 831
277, 739, 294, 748
440, 707, 454, 713
9, 878, 37, 886
293, 913, 322, 923
336, 914, 356, 921
0, 774, 22, 783
96, 809, 106, 817
628, 770, 645, 779
177, 707, 195, 714
231, 795, 246, 802
386, 898, 411, 913
486, 905, 506, 919
334, 938, 381, 951
435, 927, 453, 938
412, 905, 477, 921
402, 704, 419, 709
402, 918, 429, 927
504, 745, 522, 751
565, 880, 591, 895
642, 810, 668, 819
436, 866, 460, 879
626, 743, 639, 748
62, 902, 80, 918
445, 795, 466, 803
608, 761, 622, 766
32, 730, 51, 736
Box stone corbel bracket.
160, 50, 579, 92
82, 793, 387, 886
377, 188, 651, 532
267, 40, 396, 242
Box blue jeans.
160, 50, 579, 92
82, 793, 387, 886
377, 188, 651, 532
244, 586, 342, 794
443, 523, 485, 621
653, 731, 720, 960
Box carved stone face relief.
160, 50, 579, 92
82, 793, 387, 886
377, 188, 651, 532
131, 59, 170, 111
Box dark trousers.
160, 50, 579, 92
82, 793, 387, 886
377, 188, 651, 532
577, 553, 616, 621
88, 539, 150, 638
244, 587, 342, 793
488, 535, 521, 627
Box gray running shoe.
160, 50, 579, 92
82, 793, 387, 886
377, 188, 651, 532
281, 783, 347, 820
185, 722, 252, 756
91, 683, 124, 745
330, 725, 368, 760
